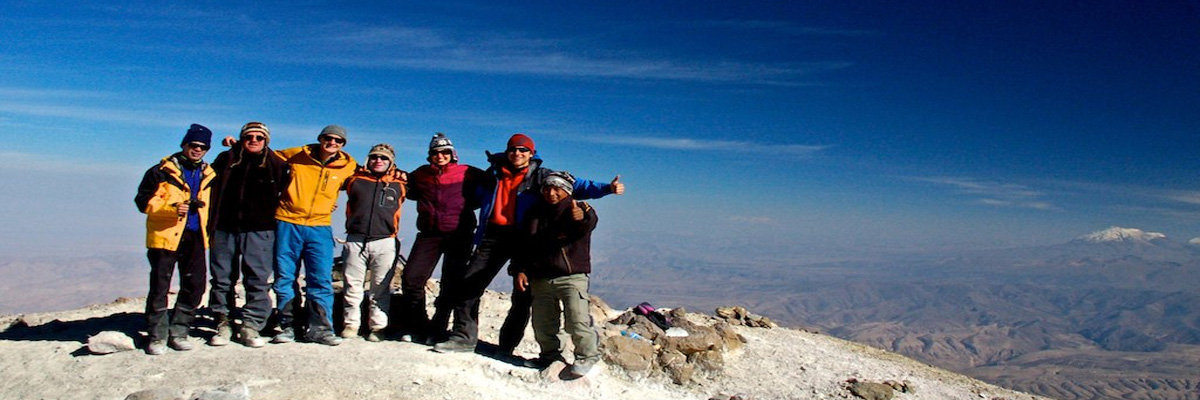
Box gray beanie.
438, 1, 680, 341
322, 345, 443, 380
319, 125, 347, 142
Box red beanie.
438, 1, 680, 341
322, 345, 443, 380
507, 133, 535, 153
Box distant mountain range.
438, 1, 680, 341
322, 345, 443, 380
591, 226, 1200, 400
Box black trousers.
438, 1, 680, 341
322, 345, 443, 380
146, 230, 207, 341
397, 229, 473, 336
448, 225, 521, 344
497, 287, 532, 353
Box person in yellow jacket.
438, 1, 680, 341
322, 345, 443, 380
269, 125, 358, 346
134, 124, 215, 355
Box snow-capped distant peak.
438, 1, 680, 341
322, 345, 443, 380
1076, 226, 1167, 243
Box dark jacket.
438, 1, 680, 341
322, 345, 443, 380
207, 144, 290, 233
474, 153, 612, 244
343, 167, 406, 240
514, 197, 597, 280
407, 162, 484, 234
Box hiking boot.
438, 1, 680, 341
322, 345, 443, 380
340, 326, 358, 339
366, 330, 384, 342
398, 334, 413, 343
309, 331, 343, 346
272, 327, 295, 344
167, 336, 194, 351
145, 340, 167, 355
239, 327, 267, 348
432, 339, 475, 353
209, 319, 232, 346
522, 353, 566, 369
568, 358, 598, 377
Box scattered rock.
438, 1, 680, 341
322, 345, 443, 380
708, 393, 753, 400
87, 331, 136, 354
712, 322, 746, 352
883, 380, 915, 394
715, 306, 776, 328
191, 382, 250, 400
658, 349, 692, 384
689, 349, 724, 372
601, 335, 656, 371
124, 388, 185, 400
664, 325, 723, 355
848, 380, 895, 400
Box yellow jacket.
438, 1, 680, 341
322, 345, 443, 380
275, 144, 358, 226
134, 155, 215, 250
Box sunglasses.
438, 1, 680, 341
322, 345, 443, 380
320, 135, 346, 145
242, 134, 266, 142
507, 147, 531, 154
367, 155, 391, 161
429, 149, 453, 156
186, 143, 210, 151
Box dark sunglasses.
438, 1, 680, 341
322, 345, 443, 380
429, 149, 453, 156
507, 147, 531, 154
320, 135, 346, 144
367, 155, 391, 161
242, 134, 266, 142
186, 143, 210, 151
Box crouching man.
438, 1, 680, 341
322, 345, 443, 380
513, 171, 602, 377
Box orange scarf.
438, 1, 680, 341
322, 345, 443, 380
490, 165, 527, 226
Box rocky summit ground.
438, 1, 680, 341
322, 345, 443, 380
0, 290, 1048, 400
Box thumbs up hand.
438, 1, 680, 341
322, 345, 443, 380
571, 201, 587, 221
610, 175, 625, 195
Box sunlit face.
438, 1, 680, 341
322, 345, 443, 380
506, 146, 532, 168
367, 154, 392, 173
181, 142, 209, 162
430, 149, 453, 166
541, 185, 569, 205
241, 133, 267, 154
318, 134, 345, 159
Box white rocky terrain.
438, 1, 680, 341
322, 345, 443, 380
0, 288, 1046, 400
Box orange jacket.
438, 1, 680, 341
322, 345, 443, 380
134, 155, 215, 250
274, 144, 358, 226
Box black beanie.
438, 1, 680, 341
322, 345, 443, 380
181, 124, 213, 148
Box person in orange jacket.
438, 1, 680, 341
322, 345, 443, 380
134, 124, 215, 355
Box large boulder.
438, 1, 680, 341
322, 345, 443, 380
712, 322, 746, 352
689, 349, 724, 372
663, 324, 723, 355
658, 349, 694, 384
601, 335, 656, 371
848, 381, 895, 400
87, 331, 136, 355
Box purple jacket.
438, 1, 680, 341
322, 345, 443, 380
407, 162, 485, 234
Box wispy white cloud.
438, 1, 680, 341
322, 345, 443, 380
289, 24, 851, 86
576, 134, 829, 156
1165, 190, 1200, 205
914, 176, 1058, 210
698, 20, 878, 37
728, 215, 778, 226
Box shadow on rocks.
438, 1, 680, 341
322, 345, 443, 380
0, 312, 143, 351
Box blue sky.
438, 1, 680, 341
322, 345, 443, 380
1, 1, 1198, 260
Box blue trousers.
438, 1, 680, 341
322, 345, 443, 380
274, 220, 336, 337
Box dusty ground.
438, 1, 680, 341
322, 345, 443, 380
0, 291, 1048, 400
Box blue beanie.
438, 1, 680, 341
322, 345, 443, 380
181, 124, 212, 148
